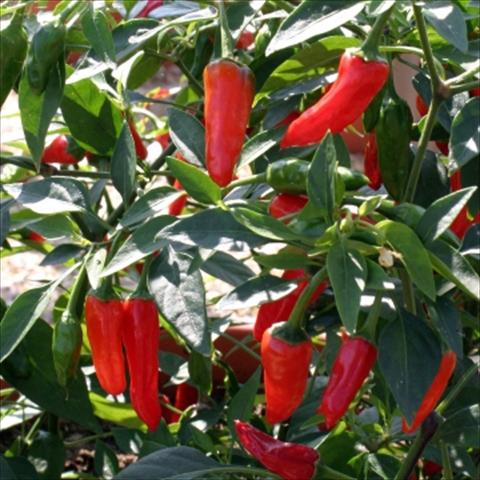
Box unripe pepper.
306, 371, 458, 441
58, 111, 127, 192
262, 323, 312, 424
27, 20, 66, 94
123, 296, 161, 431
281, 51, 389, 148
269, 193, 308, 222
85, 284, 126, 396
128, 121, 148, 160
235, 420, 319, 480
402, 351, 456, 433
0, 11, 28, 108
203, 59, 255, 186
41, 135, 82, 165
318, 336, 377, 429
364, 132, 382, 190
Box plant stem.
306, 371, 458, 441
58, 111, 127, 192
218, 0, 234, 59
440, 440, 453, 480
361, 5, 394, 60
380, 45, 445, 76
445, 64, 480, 86
220, 332, 261, 362
449, 79, 480, 95
394, 412, 441, 480
398, 268, 417, 315
50, 169, 111, 179
64, 432, 112, 448
436, 362, 478, 414
287, 267, 327, 330
315, 465, 357, 480
222, 173, 266, 193
176, 58, 204, 96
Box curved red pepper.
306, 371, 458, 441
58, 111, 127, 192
402, 351, 456, 433
235, 420, 318, 480
254, 270, 326, 343
449, 171, 480, 238
123, 297, 161, 431
364, 132, 382, 190
281, 51, 389, 148
416, 95, 429, 117
269, 194, 308, 222
204, 59, 255, 186
128, 121, 148, 161
318, 336, 377, 429
41, 135, 81, 165
261, 324, 312, 424
136, 0, 163, 18
85, 295, 126, 395
27, 231, 45, 243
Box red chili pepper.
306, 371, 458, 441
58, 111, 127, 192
364, 132, 382, 190
235, 420, 318, 480
170, 383, 198, 423
449, 171, 480, 238
27, 231, 45, 243
254, 270, 326, 343
204, 59, 255, 186
416, 94, 429, 117
269, 193, 308, 222
436, 141, 449, 156
281, 51, 389, 148
402, 351, 456, 433
317, 336, 377, 429
236, 30, 255, 50
85, 295, 126, 395
41, 135, 81, 165
261, 323, 312, 424
136, 0, 163, 18
123, 297, 161, 431
470, 87, 480, 97
155, 132, 170, 150
168, 152, 188, 215
128, 121, 148, 160
423, 460, 442, 478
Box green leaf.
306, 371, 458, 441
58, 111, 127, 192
188, 351, 212, 395
201, 251, 255, 287
114, 446, 224, 479
111, 121, 137, 204
378, 310, 442, 424
440, 404, 479, 447
40, 244, 84, 266
218, 275, 299, 310
3, 178, 90, 214
0, 200, 12, 245
148, 248, 211, 355
327, 242, 367, 333
377, 220, 436, 300
0, 456, 38, 480
27, 432, 65, 480
19, 61, 65, 169
428, 239, 480, 301
424, 2, 468, 53
168, 108, 205, 167
94, 440, 119, 480
227, 367, 261, 439
308, 133, 337, 224
166, 157, 220, 205
62, 70, 123, 155
120, 186, 181, 228
416, 187, 476, 243
266, 1, 366, 54
0, 320, 100, 432
237, 129, 284, 168
82, 6, 116, 63
448, 98, 480, 172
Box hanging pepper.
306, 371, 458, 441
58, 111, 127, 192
41, 135, 83, 165
318, 336, 377, 429
269, 193, 308, 222
416, 95, 429, 117
128, 121, 148, 160
236, 30, 255, 50
203, 59, 255, 186
364, 132, 382, 190
281, 52, 389, 148
85, 282, 126, 396
402, 351, 456, 434
27, 20, 66, 94
262, 323, 312, 424
168, 153, 188, 216
254, 270, 326, 342
235, 420, 319, 480
170, 383, 198, 423
449, 171, 480, 238
0, 11, 28, 108
52, 264, 89, 386
122, 260, 161, 431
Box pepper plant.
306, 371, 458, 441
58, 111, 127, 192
0, 1, 479, 479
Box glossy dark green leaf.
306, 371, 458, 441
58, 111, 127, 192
111, 121, 137, 204
0, 456, 38, 480
266, 1, 365, 54
238, 129, 284, 167
94, 440, 119, 480
0, 320, 100, 432
201, 251, 255, 287
82, 6, 116, 63
377, 220, 436, 300
378, 310, 442, 424
149, 248, 210, 355
308, 133, 337, 224
0, 200, 12, 245
168, 108, 205, 167
448, 98, 480, 172
227, 0, 265, 40
188, 351, 212, 395
40, 244, 84, 266
27, 432, 65, 480
218, 275, 298, 310
440, 404, 479, 447
166, 157, 220, 205
89, 393, 144, 430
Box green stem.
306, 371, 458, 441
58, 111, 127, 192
218, 0, 234, 59
436, 362, 478, 414
445, 64, 480, 86
449, 79, 480, 95
176, 58, 204, 96
66, 262, 88, 318
315, 465, 357, 480
394, 412, 441, 480
287, 267, 327, 330
398, 268, 417, 315
150, 142, 176, 171
379, 45, 445, 77
59, 0, 81, 23
220, 332, 261, 362
222, 173, 266, 194
360, 292, 382, 341
361, 5, 394, 60
64, 432, 112, 448
440, 441, 453, 480
132, 255, 154, 298
48, 169, 111, 179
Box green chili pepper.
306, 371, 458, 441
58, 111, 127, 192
27, 21, 66, 94
265, 159, 369, 194
0, 11, 28, 107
